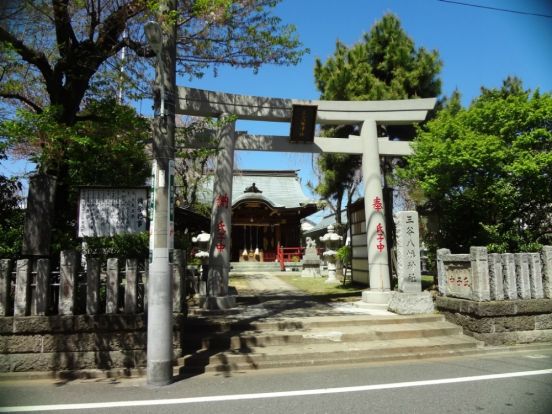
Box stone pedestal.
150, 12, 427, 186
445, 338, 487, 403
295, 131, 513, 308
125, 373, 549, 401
301, 237, 320, 278
361, 290, 393, 305
200, 295, 236, 310
387, 291, 434, 315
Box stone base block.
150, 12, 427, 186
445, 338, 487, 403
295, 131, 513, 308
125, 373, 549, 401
200, 295, 236, 310
301, 266, 320, 278
361, 290, 393, 305
388, 291, 435, 315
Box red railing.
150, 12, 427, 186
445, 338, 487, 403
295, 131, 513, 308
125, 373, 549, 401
276, 244, 306, 270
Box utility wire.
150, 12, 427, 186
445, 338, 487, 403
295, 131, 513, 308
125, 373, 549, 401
437, 0, 552, 18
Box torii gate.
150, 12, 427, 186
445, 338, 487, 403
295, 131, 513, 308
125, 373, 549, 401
177, 87, 436, 309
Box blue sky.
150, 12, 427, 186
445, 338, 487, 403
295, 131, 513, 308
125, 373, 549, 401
176, 0, 552, 199
3, 0, 551, 208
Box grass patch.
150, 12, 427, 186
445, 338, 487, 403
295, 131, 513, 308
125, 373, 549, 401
276, 275, 364, 302
229, 273, 254, 295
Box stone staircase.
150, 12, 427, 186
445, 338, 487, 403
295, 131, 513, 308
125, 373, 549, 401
175, 313, 483, 375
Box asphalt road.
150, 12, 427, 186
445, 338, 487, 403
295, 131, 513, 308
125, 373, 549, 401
0, 348, 551, 414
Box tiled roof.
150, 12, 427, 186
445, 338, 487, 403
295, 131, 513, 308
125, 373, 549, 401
304, 211, 348, 235
199, 170, 315, 209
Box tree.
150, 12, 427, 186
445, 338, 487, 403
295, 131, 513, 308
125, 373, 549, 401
313, 13, 442, 230
0, 0, 306, 252
398, 77, 552, 253
0, 140, 24, 258
1, 98, 151, 250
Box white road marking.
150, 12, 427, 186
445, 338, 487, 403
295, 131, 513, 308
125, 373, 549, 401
1, 368, 551, 412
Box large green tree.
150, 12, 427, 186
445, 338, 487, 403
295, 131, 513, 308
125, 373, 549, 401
1, 98, 151, 250
398, 77, 552, 253
313, 13, 442, 227
0, 0, 306, 251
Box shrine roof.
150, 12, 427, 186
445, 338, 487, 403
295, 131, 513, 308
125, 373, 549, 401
200, 170, 316, 209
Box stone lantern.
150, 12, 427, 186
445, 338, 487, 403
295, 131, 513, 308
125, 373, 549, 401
192, 231, 210, 295
319, 225, 343, 284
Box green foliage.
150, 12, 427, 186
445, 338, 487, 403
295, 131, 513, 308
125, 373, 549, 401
313, 13, 442, 220
82, 232, 149, 261
336, 245, 351, 266
1, 98, 150, 252
399, 77, 552, 253
0, 143, 23, 258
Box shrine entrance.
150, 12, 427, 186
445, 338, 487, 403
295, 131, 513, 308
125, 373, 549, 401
177, 86, 436, 309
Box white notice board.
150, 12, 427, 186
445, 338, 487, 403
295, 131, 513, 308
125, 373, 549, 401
78, 187, 148, 237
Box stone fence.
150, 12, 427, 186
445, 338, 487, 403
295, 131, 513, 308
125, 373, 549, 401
0, 250, 188, 318
437, 246, 552, 301
436, 246, 552, 346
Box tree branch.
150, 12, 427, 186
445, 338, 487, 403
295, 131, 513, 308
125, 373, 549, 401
0, 92, 43, 113
52, 0, 79, 57
0, 26, 54, 83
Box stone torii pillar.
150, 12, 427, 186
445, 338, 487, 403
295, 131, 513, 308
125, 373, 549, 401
361, 120, 391, 303
205, 117, 236, 310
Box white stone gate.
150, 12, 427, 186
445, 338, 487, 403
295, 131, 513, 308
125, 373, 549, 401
177, 87, 436, 308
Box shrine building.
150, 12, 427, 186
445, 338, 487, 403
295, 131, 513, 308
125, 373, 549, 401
200, 169, 318, 262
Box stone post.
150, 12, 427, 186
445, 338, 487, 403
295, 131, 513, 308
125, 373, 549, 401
172, 249, 185, 313
501, 253, 517, 300
542, 246, 552, 299
0, 259, 13, 316
125, 259, 138, 314
527, 253, 544, 299
436, 248, 451, 296
14, 259, 31, 316
59, 251, 78, 315
33, 258, 50, 315
514, 253, 531, 300
207, 117, 236, 309
86, 257, 101, 315
470, 247, 490, 301
360, 119, 390, 304
106, 258, 119, 314
488, 253, 504, 301
394, 211, 421, 293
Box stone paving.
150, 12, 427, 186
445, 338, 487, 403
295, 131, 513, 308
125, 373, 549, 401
205, 272, 395, 320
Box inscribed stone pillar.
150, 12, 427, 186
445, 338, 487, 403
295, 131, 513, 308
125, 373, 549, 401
106, 258, 119, 314
436, 248, 451, 296
527, 253, 544, 299
488, 253, 504, 301
125, 259, 138, 314
542, 246, 552, 299
501, 253, 517, 300
514, 253, 531, 300
207, 117, 236, 309
0, 259, 13, 316
14, 259, 31, 316
394, 211, 421, 293
360, 119, 390, 299
59, 251, 78, 315
33, 258, 50, 315
470, 247, 490, 301
86, 257, 100, 315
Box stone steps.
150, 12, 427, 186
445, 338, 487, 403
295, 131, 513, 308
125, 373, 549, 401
175, 314, 483, 374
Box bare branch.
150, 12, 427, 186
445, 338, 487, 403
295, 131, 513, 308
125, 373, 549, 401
0, 92, 43, 113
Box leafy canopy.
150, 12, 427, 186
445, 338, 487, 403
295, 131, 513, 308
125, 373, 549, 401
313, 13, 442, 223
399, 77, 552, 253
